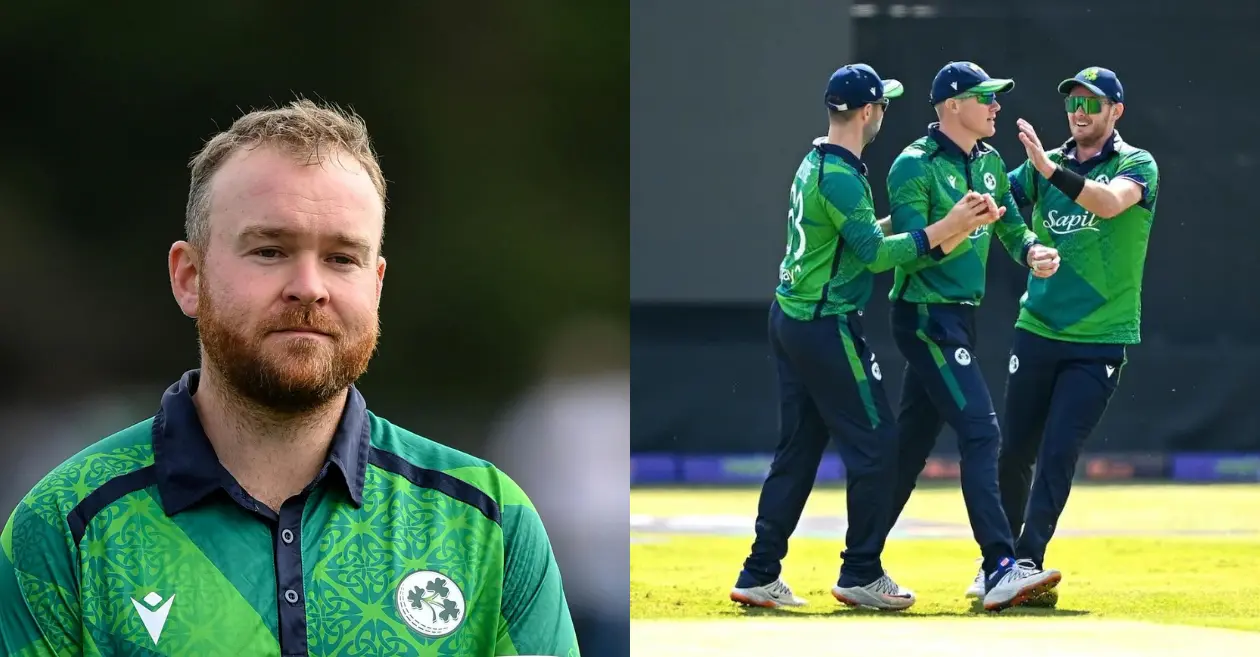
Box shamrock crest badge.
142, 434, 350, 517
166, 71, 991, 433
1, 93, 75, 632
396, 570, 466, 637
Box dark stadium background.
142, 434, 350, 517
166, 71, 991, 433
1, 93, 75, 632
0, 2, 629, 655
632, 0, 1260, 480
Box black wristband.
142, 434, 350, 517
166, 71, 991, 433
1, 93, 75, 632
1048, 165, 1086, 200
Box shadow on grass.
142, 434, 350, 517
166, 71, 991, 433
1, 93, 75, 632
735, 602, 1091, 619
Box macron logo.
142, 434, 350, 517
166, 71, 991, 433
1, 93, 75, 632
131, 592, 175, 645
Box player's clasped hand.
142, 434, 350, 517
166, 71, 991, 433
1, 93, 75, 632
947, 191, 1004, 232
1027, 244, 1060, 278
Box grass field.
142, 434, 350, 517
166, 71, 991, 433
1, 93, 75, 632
630, 483, 1260, 655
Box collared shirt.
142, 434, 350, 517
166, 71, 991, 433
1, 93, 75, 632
885, 122, 1040, 306
815, 140, 870, 177
775, 138, 929, 320
1008, 130, 1159, 344
0, 370, 579, 657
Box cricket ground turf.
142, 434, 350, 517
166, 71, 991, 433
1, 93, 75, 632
630, 483, 1260, 655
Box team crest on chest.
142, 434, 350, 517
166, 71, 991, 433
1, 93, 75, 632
983, 172, 996, 191
396, 570, 466, 638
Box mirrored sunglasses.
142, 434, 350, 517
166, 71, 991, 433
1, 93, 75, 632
961, 92, 998, 105
1065, 96, 1106, 114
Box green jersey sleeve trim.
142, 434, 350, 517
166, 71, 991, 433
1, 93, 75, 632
1, 500, 81, 656
67, 467, 158, 545
1115, 149, 1159, 207
818, 162, 866, 226
1009, 160, 1038, 209
367, 447, 502, 524
443, 466, 534, 510
985, 148, 1038, 266
0, 422, 157, 657
993, 178, 1038, 266
821, 167, 923, 272
887, 152, 947, 266
496, 474, 580, 657
888, 152, 931, 233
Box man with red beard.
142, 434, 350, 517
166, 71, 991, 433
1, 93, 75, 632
0, 99, 580, 657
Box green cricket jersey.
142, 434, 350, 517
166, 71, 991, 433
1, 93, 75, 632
776, 140, 931, 319
0, 370, 578, 657
1009, 130, 1159, 344
887, 124, 1040, 305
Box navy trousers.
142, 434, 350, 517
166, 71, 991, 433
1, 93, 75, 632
886, 301, 1016, 575
740, 301, 898, 589
998, 328, 1125, 567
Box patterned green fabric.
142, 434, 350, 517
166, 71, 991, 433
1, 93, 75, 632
0, 416, 577, 656
1009, 132, 1158, 344
887, 127, 1039, 306
776, 144, 925, 320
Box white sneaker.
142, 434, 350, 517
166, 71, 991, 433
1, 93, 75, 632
832, 571, 916, 611
983, 558, 1061, 611
730, 577, 808, 608
964, 560, 985, 598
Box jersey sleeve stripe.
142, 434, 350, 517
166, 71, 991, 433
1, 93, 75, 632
66, 466, 158, 546
1010, 175, 1031, 208
367, 447, 502, 525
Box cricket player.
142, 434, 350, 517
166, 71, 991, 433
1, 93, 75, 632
881, 61, 1063, 611
0, 99, 578, 656
974, 67, 1159, 605
730, 64, 1001, 612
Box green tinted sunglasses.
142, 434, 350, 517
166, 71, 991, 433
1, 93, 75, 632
960, 92, 998, 105
1065, 96, 1105, 114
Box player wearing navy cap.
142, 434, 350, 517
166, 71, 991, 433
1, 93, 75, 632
729, 64, 999, 612
881, 61, 1063, 611
973, 67, 1160, 607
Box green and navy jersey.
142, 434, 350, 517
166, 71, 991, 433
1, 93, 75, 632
1009, 130, 1158, 344
775, 140, 930, 320
0, 370, 578, 657
887, 124, 1040, 306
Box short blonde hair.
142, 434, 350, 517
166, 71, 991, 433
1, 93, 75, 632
185, 98, 387, 251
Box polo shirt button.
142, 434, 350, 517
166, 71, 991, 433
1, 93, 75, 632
284, 589, 299, 604
281, 529, 295, 544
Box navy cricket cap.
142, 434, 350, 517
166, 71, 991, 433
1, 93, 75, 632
1058, 66, 1124, 103
929, 61, 1014, 105
824, 63, 904, 111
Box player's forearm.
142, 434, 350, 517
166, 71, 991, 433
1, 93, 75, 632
1039, 164, 1127, 218
992, 191, 1036, 264
938, 229, 969, 254
882, 214, 957, 257
995, 222, 1038, 266
1073, 180, 1129, 218
1001, 230, 1039, 267
865, 231, 929, 272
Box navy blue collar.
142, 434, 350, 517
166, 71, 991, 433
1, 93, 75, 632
927, 123, 988, 161
152, 369, 370, 516
1061, 130, 1121, 166
815, 141, 868, 176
